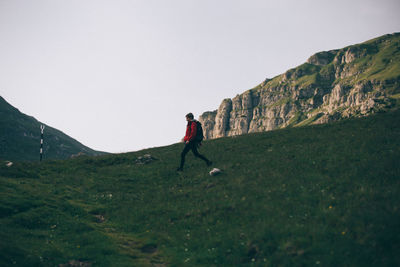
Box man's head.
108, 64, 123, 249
185, 113, 194, 121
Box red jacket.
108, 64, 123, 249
184, 121, 197, 142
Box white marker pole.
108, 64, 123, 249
40, 125, 45, 162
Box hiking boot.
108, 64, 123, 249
176, 167, 183, 172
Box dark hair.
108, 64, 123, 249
186, 113, 194, 119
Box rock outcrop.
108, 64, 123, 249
199, 33, 400, 139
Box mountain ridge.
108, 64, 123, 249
0, 96, 107, 161
199, 32, 400, 139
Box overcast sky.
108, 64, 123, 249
1, 0, 399, 153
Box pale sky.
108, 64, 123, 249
1, 0, 399, 153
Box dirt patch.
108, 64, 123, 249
141, 244, 158, 254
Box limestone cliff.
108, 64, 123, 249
199, 33, 400, 139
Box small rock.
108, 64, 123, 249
5, 161, 13, 167
209, 168, 222, 176
71, 152, 86, 158
135, 154, 157, 165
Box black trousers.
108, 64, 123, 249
179, 141, 210, 169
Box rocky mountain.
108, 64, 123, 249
0, 96, 107, 161
199, 33, 400, 139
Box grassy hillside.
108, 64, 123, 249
266, 33, 400, 90
0, 96, 106, 161
1, 109, 399, 266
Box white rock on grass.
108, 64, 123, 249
209, 168, 222, 176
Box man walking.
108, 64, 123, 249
177, 113, 212, 171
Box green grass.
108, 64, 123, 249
286, 111, 307, 127
334, 33, 400, 87
352, 37, 400, 83
294, 112, 324, 127
1, 110, 400, 266
258, 33, 400, 94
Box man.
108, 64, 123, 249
177, 113, 212, 171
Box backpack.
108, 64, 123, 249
194, 120, 204, 142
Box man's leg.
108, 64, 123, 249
178, 143, 191, 170
191, 142, 212, 166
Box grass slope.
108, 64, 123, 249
1, 110, 399, 266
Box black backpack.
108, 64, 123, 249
194, 120, 204, 142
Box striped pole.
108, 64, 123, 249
40, 125, 45, 162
